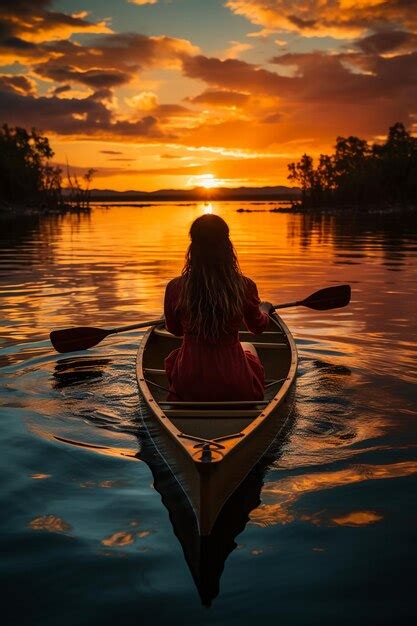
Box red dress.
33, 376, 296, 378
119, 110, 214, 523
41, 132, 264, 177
164, 276, 269, 401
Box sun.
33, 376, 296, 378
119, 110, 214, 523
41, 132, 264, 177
200, 174, 218, 189
190, 174, 219, 189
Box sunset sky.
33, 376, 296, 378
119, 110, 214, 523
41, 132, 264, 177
0, 0, 416, 190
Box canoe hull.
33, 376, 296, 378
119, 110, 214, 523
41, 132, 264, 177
137, 313, 297, 536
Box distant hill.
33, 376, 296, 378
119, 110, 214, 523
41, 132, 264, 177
82, 185, 301, 202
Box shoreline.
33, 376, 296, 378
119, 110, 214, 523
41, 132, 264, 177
0, 201, 91, 217
237, 202, 417, 215
1, 199, 415, 217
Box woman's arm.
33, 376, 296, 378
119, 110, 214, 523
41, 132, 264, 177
243, 278, 271, 334
164, 278, 184, 337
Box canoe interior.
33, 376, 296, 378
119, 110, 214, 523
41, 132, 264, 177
141, 317, 292, 441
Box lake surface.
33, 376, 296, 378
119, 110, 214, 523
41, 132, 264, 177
0, 202, 416, 625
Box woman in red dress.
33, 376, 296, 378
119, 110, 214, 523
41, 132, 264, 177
164, 214, 273, 401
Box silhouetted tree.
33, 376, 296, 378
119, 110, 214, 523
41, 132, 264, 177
373, 123, 417, 205
288, 154, 315, 204
288, 122, 417, 209
0, 124, 56, 203
0, 124, 95, 210
66, 165, 96, 209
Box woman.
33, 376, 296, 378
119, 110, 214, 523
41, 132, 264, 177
164, 214, 273, 401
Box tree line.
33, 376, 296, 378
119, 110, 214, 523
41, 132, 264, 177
0, 124, 95, 210
287, 122, 417, 209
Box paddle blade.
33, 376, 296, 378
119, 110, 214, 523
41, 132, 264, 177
302, 284, 351, 310
50, 327, 111, 353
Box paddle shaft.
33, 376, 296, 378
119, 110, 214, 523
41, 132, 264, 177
110, 318, 164, 334
274, 300, 300, 309
112, 299, 304, 334
50, 284, 350, 353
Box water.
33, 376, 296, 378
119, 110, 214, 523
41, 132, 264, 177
0, 202, 416, 625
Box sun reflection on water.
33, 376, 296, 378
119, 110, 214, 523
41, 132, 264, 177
202, 202, 213, 214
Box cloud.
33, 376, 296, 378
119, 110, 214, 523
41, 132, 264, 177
0, 2, 198, 85
125, 91, 194, 124
100, 150, 124, 155
0, 4, 200, 142
181, 48, 417, 147
126, 91, 160, 111
52, 84, 71, 96
0, 74, 35, 95
225, 0, 417, 39
182, 55, 294, 96
28, 33, 198, 91
262, 112, 282, 123
183, 49, 417, 111
0, 3, 201, 143
37, 66, 131, 89
356, 29, 417, 55
223, 40, 253, 59
107, 157, 137, 162
152, 103, 193, 119
129, 0, 159, 5
186, 89, 251, 107
0, 0, 111, 45
0, 86, 168, 139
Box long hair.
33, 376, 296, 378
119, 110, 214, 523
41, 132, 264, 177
179, 214, 245, 339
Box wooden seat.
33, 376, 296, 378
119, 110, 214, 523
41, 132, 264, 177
164, 409, 261, 418
144, 367, 166, 375
159, 400, 268, 407
251, 342, 287, 349
153, 327, 285, 339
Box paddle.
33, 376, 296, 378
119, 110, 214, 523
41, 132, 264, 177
50, 318, 164, 354
50, 285, 351, 354
274, 284, 351, 311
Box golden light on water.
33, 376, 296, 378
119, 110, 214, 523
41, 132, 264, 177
29, 515, 72, 533
202, 202, 213, 214
249, 462, 417, 527
332, 511, 383, 526
101, 531, 135, 547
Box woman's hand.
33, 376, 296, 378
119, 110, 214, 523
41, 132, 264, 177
260, 301, 274, 315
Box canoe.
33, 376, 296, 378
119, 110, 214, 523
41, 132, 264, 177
139, 422, 290, 606
136, 312, 298, 536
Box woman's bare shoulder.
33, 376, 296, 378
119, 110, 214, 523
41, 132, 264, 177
241, 275, 258, 291
165, 276, 183, 293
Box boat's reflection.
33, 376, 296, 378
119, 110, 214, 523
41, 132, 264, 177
51, 356, 295, 606
138, 412, 295, 606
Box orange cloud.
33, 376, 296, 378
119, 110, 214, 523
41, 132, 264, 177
187, 89, 251, 108
0, 0, 111, 46
226, 0, 417, 38
0, 74, 36, 95
32, 33, 198, 90
182, 50, 417, 144
0, 88, 167, 139
223, 40, 253, 59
